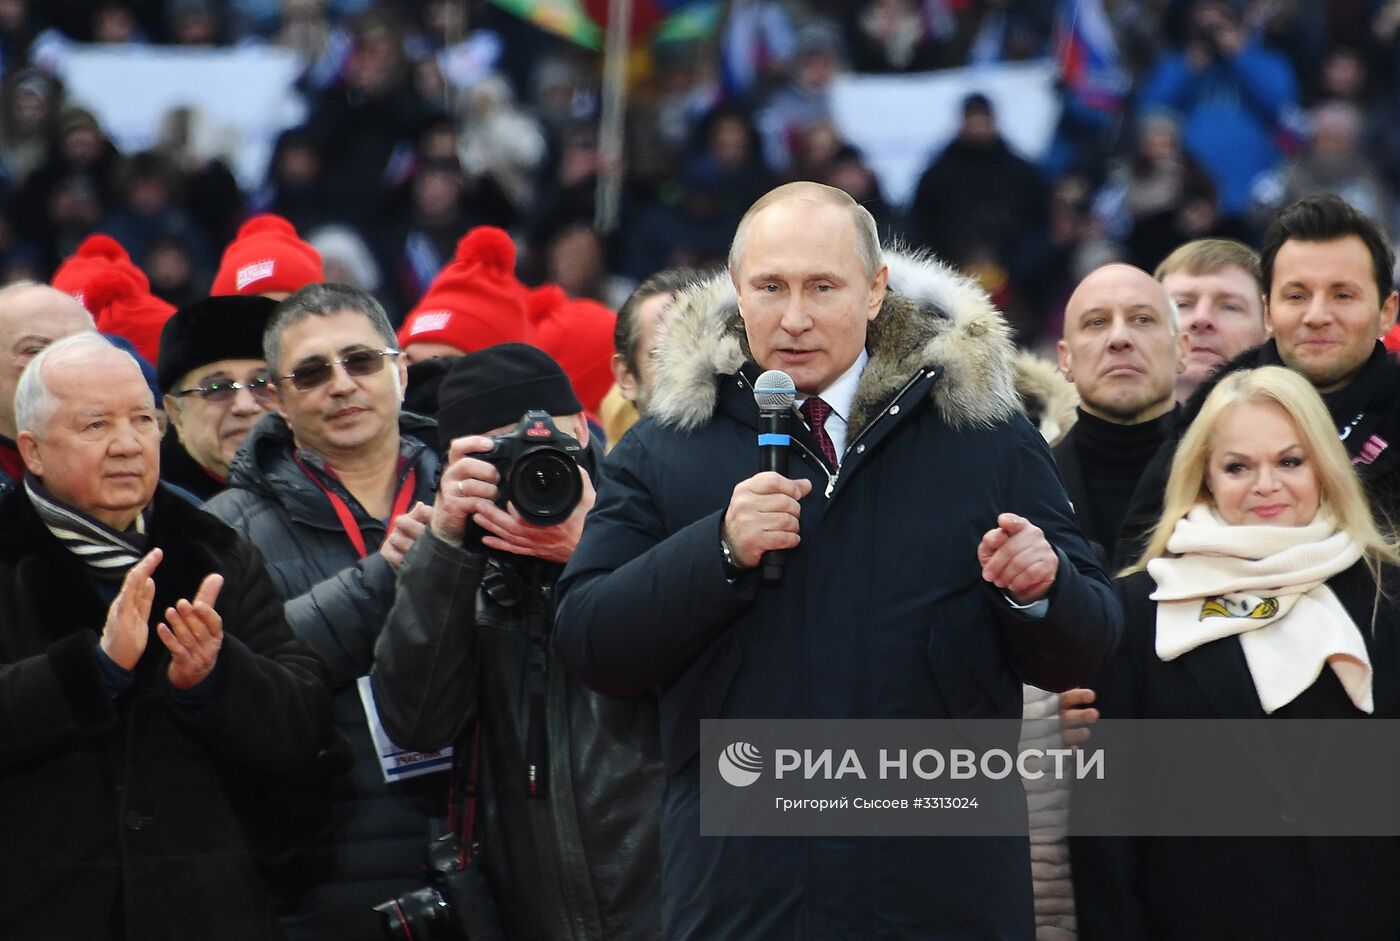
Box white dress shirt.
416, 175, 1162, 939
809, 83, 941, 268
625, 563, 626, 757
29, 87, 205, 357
795, 349, 868, 462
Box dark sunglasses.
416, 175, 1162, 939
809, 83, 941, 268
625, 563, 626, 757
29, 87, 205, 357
170, 374, 274, 403
278, 348, 400, 391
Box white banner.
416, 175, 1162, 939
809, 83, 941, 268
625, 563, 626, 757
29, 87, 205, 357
830, 60, 1062, 211
47, 41, 307, 191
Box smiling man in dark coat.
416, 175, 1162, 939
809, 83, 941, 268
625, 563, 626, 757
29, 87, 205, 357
203, 284, 444, 941
0, 333, 331, 939
554, 182, 1122, 939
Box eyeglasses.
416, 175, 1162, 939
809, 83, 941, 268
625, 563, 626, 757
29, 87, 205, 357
277, 348, 400, 392
170, 374, 274, 404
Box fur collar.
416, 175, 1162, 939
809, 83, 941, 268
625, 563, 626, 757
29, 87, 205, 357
1013, 351, 1079, 446
648, 248, 1021, 437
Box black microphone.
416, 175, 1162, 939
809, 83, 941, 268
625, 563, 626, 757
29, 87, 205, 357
754, 369, 797, 583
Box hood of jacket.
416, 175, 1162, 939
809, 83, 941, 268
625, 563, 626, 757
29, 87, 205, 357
648, 247, 1022, 438
1014, 351, 1079, 446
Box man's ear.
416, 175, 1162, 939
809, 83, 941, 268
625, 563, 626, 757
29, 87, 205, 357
1380, 290, 1399, 336
271, 381, 290, 421
568, 412, 590, 449
867, 265, 889, 321
611, 353, 638, 404
16, 430, 42, 476
162, 394, 186, 441
1263, 298, 1275, 337
1056, 338, 1073, 382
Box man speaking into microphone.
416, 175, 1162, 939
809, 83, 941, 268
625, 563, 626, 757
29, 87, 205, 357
554, 182, 1121, 940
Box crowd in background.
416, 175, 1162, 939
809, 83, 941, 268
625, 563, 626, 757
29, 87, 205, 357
0, 0, 1394, 350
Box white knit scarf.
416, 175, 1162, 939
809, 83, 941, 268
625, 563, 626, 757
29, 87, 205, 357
1147, 505, 1371, 714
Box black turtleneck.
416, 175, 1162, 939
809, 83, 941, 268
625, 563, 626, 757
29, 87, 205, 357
1072, 406, 1177, 551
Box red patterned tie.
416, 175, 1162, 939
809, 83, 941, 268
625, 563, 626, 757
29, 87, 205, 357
799, 396, 839, 469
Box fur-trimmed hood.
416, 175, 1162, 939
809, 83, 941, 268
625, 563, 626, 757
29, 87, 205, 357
1014, 351, 1079, 446
648, 248, 1023, 438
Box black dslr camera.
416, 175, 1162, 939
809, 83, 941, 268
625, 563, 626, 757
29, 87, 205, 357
374, 834, 503, 940
486, 410, 584, 526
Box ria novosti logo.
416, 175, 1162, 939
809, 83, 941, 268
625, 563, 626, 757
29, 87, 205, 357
718, 742, 763, 787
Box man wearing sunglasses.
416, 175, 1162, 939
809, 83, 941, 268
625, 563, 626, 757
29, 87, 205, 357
204, 283, 444, 941
157, 296, 279, 501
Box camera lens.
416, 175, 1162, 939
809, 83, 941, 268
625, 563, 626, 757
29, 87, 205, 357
373, 886, 453, 940
509, 449, 582, 525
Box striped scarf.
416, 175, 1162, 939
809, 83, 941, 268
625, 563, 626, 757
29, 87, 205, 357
25, 474, 150, 581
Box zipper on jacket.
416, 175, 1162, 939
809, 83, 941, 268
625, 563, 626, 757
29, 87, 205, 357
822, 368, 930, 497
735, 372, 838, 495
737, 367, 932, 498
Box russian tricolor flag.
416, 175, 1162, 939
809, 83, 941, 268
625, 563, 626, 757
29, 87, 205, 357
1055, 0, 1128, 114
489, 0, 714, 50
581, 0, 712, 46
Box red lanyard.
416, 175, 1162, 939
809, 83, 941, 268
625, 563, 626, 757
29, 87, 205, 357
295, 456, 418, 559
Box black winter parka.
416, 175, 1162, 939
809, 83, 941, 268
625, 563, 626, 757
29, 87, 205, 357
0, 484, 331, 940
370, 441, 665, 941
555, 254, 1123, 940
203, 410, 445, 941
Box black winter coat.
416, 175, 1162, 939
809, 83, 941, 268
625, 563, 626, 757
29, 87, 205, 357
909, 137, 1047, 268
555, 256, 1123, 940
1072, 565, 1400, 941
203, 411, 445, 941
370, 484, 665, 940
160, 432, 227, 503
0, 484, 332, 940
1053, 422, 1105, 566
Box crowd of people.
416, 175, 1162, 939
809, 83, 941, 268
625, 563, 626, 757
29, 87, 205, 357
2, 0, 1400, 940
0, 0, 1394, 340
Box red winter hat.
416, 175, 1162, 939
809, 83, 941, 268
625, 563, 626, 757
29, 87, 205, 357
211, 213, 324, 297
1385, 322, 1400, 354
396, 227, 534, 354
51, 234, 174, 364
528, 284, 617, 418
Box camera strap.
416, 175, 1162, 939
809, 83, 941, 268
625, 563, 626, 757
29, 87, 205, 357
295, 454, 418, 559
448, 718, 484, 866
524, 579, 550, 800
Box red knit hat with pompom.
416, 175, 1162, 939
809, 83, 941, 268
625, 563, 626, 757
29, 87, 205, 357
396, 227, 534, 354
527, 284, 616, 418
51, 234, 174, 364
210, 213, 324, 297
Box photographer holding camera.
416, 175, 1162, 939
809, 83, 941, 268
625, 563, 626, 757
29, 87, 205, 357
370, 343, 663, 940
1139, 0, 1299, 221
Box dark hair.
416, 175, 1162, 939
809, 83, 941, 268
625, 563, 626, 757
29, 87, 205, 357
614, 268, 700, 374
118, 150, 178, 201
265, 282, 397, 374
962, 92, 993, 116
1260, 195, 1395, 300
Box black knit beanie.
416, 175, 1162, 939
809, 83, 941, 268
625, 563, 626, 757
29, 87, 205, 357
437, 343, 582, 447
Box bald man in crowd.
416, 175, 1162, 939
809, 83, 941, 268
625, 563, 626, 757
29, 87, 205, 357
0, 282, 95, 491
1055, 264, 1181, 564
1036, 264, 1182, 936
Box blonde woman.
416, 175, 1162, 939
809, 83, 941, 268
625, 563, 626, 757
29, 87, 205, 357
1073, 366, 1400, 941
